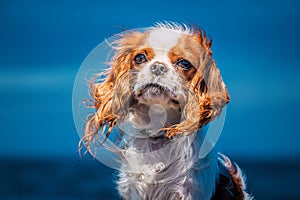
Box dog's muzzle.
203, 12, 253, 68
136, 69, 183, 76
151, 62, 168, 76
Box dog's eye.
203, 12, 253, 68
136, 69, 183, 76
176, 59, 192, 70
134, 54, 147, 64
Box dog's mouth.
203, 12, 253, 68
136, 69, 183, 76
128, 83, 183, 138
134, 83, 180, 107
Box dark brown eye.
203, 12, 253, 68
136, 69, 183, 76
176, 59, 192, 70
134, 54, 147, 64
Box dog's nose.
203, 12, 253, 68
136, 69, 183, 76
151, 62, 168, 76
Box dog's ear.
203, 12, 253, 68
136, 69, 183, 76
83, 47, 133, 152
192, 28, 230, 128
198, 58, 230, 127
82, 31, 145, 152
165, 57, 230, 137
165, 29, 229, 137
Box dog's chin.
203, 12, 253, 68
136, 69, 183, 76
133, 83, 181, 109
128, 83, 183, 138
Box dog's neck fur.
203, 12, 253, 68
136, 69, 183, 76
117, 128, 219, 200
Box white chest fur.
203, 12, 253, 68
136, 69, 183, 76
117, 130, 218, 200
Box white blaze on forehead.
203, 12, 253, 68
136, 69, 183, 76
147, 29, 182, 51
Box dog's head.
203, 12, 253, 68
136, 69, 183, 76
84, 22, 229, 149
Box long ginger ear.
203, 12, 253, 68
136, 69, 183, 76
197, 57, 230, 127
165, 28, 229, 137
165, 59, 230, 137
83, 51, 133, 152
82, 31, 145, 152
192, 28, 230, 128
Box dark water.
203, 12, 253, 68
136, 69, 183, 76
1, 157, 300, 200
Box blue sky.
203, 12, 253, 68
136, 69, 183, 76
0, 0, 299, 160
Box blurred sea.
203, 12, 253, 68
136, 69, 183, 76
1, 156, 300, 199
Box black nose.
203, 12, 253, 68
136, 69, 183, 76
151, 62, 168, 76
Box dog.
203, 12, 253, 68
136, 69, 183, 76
82, 22, 252, 200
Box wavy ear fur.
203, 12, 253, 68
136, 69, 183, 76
81, 32, 145, 153
82, 32, 145, 153
190, 28, 230, 130
166, 29, 229, 137
198, 57, 230, 128
82, 53, 130, 153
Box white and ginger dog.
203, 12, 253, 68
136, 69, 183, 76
82, 22, 252, 200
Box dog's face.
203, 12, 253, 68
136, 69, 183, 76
84, 23, 230, 146
129, 28, 198, 135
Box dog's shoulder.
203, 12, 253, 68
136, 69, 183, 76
211, 153, 253, 200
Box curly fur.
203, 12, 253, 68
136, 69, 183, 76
81, 22, 252, 199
